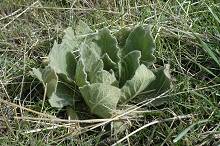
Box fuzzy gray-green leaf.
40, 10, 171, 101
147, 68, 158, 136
120, 64, 155, 102
124, 26, 155, 65
143, 64, 172, 106
90, 70, 117, 85
49, 82, 75, 108
75, 59, 89, 87
80, 42, 102, 72
48, 40, 77, 80
75, 20, 93, 36
62, 27, 79, 51
32, 67, 75, 108
96, 28, 120, 63
145, 64, 171, 95
80, 83, 121, 118
80, 42, 104, 82
32, 67, 58, 97
115, 27, 131, 48
119, 50, 141, 86
101, 53, 118, 72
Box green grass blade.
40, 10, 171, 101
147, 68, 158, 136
191, 91, 215, 107
194, 33, 220, 68
186, 56, 218, 78
173, 119, 210, 143
206, 3, 220, 24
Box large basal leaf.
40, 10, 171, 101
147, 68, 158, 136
145, 64, 171, 94
80, 41, 105, 82
62, 27, 79, 51
48, 40, 77, 80
95, 28, 120, 63
120, 64, 155, 102
80, 83, 121, 118
75, 20, 93, 36
143, 64, 172, 106
88, 59, 104, 83
32, 67, 75, 108
77, 41, 117, 86
115, 27, 131, 48
119, 50, 141, 87
49, 82, 75, 108
75, 20, 94, 47
101, 53, 118, 72
124, 26, 155, 65
80, 42, 102, 72
75, 59, 89, 87
32, 67, 57, 97
90, 70, 117, 85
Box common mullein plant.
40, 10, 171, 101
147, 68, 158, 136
32, 21, 171, 119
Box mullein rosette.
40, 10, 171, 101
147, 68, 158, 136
32, 21, 171, 119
